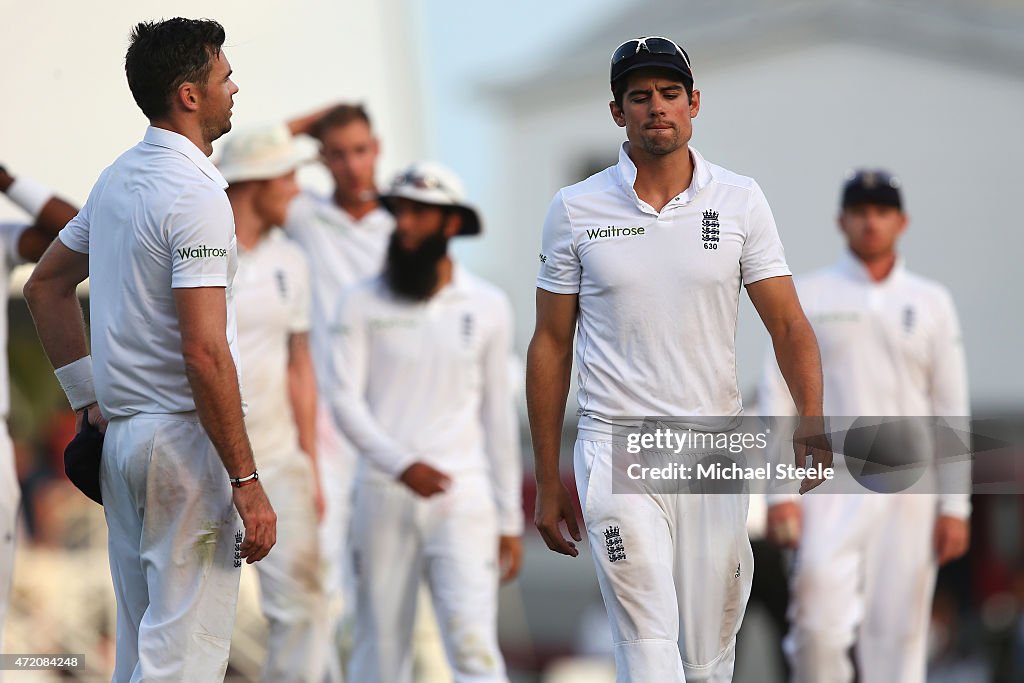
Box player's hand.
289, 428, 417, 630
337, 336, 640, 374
232, 482, 277, 563
934, 515, 970, 565
534, 480, 582, 557
0, 165, 13, 193
766, 501, 802, 548
399, 462, 451, 497
77, 402, 108, 434
498, 535, 524, 583
794, 416, 833, 494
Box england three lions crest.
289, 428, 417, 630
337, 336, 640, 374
702, 209, 720, 248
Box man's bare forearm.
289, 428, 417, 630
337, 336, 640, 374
23, 244, 90, 369
184, 345, 257, 478
287, 334, 318, 462
772, 317, 823, 417
526, 334, 573, 484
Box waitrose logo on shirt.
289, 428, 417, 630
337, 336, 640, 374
176, 245, 228, 260
586, 226, 645, 239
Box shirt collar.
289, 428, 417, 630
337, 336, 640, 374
836, 249, 906, 285
142, 126, 228, 189
615, 142, 713, 212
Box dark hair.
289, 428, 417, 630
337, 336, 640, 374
311, 104, 372, 140
612, 71, 693, 109
125, 18, 226, 120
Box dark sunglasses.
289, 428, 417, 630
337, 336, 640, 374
611, 36, 690, 69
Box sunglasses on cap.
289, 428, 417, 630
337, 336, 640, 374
610, 36, 691, 70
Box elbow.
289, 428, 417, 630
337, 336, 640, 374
22, 271, 51, 310
180, 339, 224, 379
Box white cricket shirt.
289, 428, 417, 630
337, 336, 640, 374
537, 143, 791, 437
59, 126, 240, 418
283, 191, 393, 389
328, 267, 523, 535
759, 251, 971, 516
235, 228, 311, 459
0, 223, 28, 418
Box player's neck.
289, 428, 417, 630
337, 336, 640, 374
150, 117, 212, 156
333, 189, 379, 222
231, 199, 271, 250
630, 145, 694, 213
431, 256, 454, 297
856, 250, 898, 283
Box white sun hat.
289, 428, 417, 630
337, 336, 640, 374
379, 161, 482, 235
217, 124, 315, 185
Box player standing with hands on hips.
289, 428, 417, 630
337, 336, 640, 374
760, 170, 971, 683
330, 162, 523, 683
23, 18, 275, 682
527, 36, 831, 682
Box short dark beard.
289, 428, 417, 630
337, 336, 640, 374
384, 227, 449, 301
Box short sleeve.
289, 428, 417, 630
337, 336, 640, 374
58, 194, 95, 256
288, 246, 312, 334
0, 223, 29, 267
741, 181, 791, 286
168, 188, 235, 288
536, 191, 581, 294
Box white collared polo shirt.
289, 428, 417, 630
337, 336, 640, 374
328, 267, 523, 535
758, 252, 970, 516
236, 228, 311, 459
0, 222, 28, 418
59, 126, 240, 418
284, 191, 393, 388
538, 143, 791, 436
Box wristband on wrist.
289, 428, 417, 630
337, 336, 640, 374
54, 356, 97, 410
6, 176, 53, 219
230, 470, 259, 488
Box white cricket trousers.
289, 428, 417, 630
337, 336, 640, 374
348, 472, 507, 683
0, 423, 18, 670
100, 413, 242, 683
574, 439, 753, 683
785, 493, 938, 683
315, 402, 351, 683
255, 452, 329, 683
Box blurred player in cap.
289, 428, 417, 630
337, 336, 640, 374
330, 162, 523, 683
219, 125, 329, 683
528, 36, 830, 681
0, 164, 78, 673
760, 170, 971, 682
24, 18, 276, 681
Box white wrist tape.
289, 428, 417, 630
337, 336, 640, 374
5, 176, 52, 219
54, 356, 97, 410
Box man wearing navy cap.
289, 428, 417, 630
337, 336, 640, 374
761, 170, 971, 682
528, 36, 830, 681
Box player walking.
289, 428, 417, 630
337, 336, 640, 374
219, 125, 330, 683
527, 36, 829, 682
760, 170, 970, 683
330, 163, 523, 683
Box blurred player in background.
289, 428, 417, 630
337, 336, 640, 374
330, 162, 523, 683
282, 103, 450, 681
0, 165, 78, 668
24, 18, 276, 680
219, 126, 329, 683
528, 36, 829, 682
760, 170, 971, 682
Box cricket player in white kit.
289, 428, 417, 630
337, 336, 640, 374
281, 105, 450, 681
0, 165, 78, 665
527, 37, 831, 682
23, 19, 276, 682
760, 170, 971, 683
330, 162, 524, 683
219, 126, 330, 683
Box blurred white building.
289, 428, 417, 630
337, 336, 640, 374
463, 0, 1024, 413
